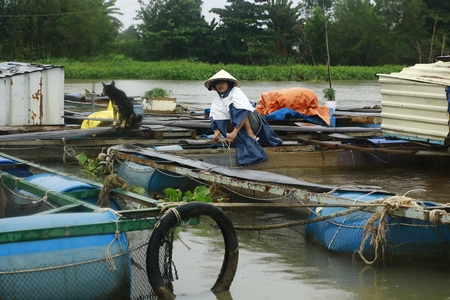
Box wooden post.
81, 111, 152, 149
91, 82, 95, 112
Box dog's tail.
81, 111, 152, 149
132, 114, 143, 128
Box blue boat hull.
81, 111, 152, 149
305, 191, 450, 266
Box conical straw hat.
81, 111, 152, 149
204, 69, 241, 90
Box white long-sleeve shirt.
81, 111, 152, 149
209, 87, 255, 121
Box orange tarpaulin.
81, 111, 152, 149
255, 88, 331, 125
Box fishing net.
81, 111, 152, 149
0, 181, 175, 300
0, 221, 174, 300
218, 183, 450, 269
127, 230, 174, 300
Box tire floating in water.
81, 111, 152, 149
146, 202, 239, 299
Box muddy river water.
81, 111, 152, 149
64, 79, 450, 299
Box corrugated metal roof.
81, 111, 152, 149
0, 61, 63, 78
378, 60, 450, 86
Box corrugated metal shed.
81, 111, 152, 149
0, 62, 65, 126
378, 61, 450, 146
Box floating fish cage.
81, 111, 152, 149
0, 153, 238, 299
0, 157, 160, 299
0, 211, 131, 299
117, 151, 198, 197
305, 190, 450, 267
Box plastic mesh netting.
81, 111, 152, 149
0, 228, 174, 300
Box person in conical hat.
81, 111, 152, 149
204, 69, 241, 90
204, 69, 282, 166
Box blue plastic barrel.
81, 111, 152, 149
0, 155, 33, 177
26, 173, 120, 210
0, 210, 130, 299
9, 174, 120, 213
117, 160, 196, 197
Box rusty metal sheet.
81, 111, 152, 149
110, 144, 333, 193
0, 62, 64, 126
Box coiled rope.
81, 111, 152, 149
355, 189, 426, 265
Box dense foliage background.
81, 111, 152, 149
53, 58, 402, 80
1, 0, 449, 67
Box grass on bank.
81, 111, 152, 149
43, 56, 405, 81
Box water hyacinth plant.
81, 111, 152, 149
144, 87, 172, 98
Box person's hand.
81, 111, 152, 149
226, 130, 238, 143
213, 130, 221, 141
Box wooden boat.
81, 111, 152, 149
108, 144, 450, 267
0, 152, 239, 299
2, 116, 449, 172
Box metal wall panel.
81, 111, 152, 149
378, 62, 450, 145
0, 62, 64, 126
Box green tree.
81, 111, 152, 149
422, 0, 450, 61
373, 0, 427, 64
210, 0, 266, 65
102, 0, 124, 30
262, 0, 304, 59
330, 0, 382, 66
55, 0, 119, 59
0, 0, 121, 60
136, 0, 210, 61
302, 6, 328, 65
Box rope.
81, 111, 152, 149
97, 147, 117, 174
105, 220, 121, 271
234, 205, 364, 230
217, 139, 233, 167
94, 207, 123, 218
173, 228, 191, 250
62, 137, 80, 164
0, 180, 56, 208
355, 192, 425, 265
429, 209, 447, 224
326, 189, 381, 250
0, 251, 127, 275
155, 207, 182, 229
98, 174, 130, 207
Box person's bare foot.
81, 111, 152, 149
247, 132, 259, 141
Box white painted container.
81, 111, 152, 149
141, 97, 177, 112
378, 61, 450, 145
0, 62, 65, 126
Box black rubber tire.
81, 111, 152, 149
146, 202, 239, 299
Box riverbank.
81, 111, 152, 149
41, 57, 405, 81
